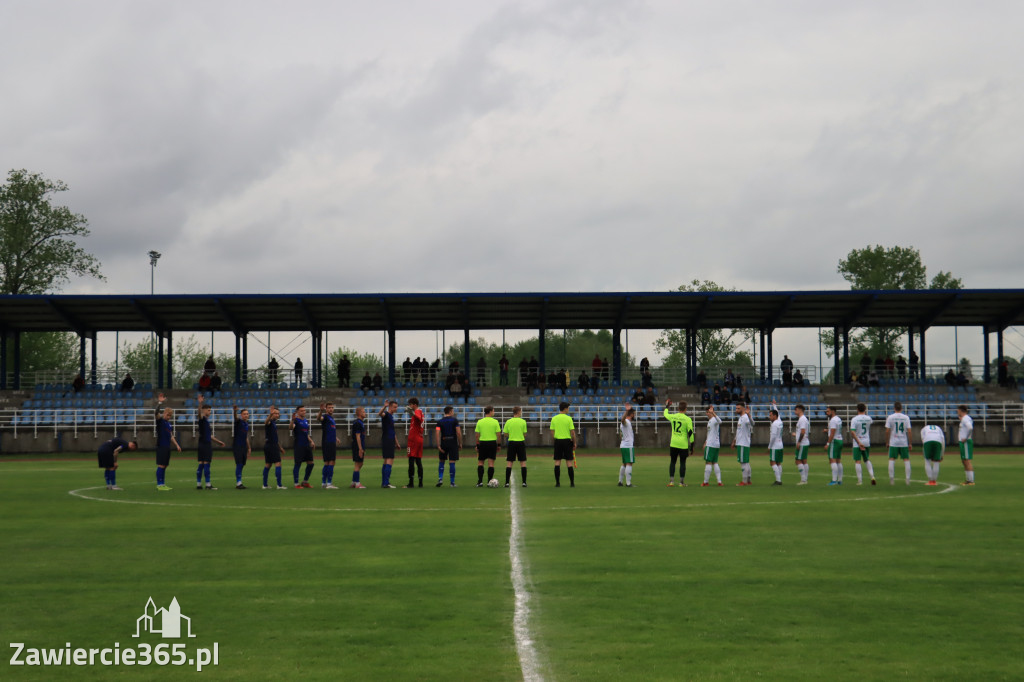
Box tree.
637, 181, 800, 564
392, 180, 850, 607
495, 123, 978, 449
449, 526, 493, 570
323, 346, 385, 385
655, 280, 756, 371
116, 334, 212, 386
0, 169, 104, 295
821, 246, 963, 373
18, 332, 79, 377
445, 330, 635, 376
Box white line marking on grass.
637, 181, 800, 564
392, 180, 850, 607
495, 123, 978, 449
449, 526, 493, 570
68, 487, 507, 513
509, 480, 543, 682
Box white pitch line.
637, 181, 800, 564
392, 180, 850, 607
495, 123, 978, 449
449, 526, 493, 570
509, 479, 543, 682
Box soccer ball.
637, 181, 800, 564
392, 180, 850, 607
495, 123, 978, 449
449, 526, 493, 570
487, 479, 500, 488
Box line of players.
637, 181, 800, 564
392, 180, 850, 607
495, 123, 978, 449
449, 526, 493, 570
94, 394, 978, 491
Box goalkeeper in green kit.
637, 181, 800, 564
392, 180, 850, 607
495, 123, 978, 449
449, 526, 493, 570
664, 399, 695, 486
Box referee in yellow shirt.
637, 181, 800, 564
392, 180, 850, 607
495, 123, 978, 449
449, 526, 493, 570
550, 401, 577, 487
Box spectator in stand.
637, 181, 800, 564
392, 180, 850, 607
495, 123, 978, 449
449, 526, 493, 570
547, 369, 559, 392
557, 369, 568, 394
793, 369, 805, 387
602, 357, 610, 381
459, 372, 471, 398
72, 374, 85, 393
780, 355, 794, 376
476, 356, 487, 387
198, 373, 211, 392
640, 357, 650, 377
956, 370, 969, 387
204, 355, 216, 377
874, 356, 886, 377
449, 375, 462, 398
945, 368, 957, 386
641, 370, 654, 389
578, 370, 591, 392
860, 353, 871, 375
696, 369, 707, 388
120, 372, 135, 392
403, 357, 413, 383
909, 350, 919, 380
712, 385, 723, 405
741, 388, 752, 404
858, 371, 868, 387
372, 372, 383, 391
528, 356, 539, 376
518, 358, 529, 386
630, 387, 645, 403
700, 387, 712, 406
499, 354, 510, 386
643, 387, 657, 406
360, 372, 373, 391
997, 360, 1009, 387
896, 355, 907, 380
210, 371, 222, 393
267, 357, 280, 383
868, 370, 880, 387
294, 358, 303, 384
592, 354, 602, 378
782, 365, 793, 390
723, 369, 735, 391
430, 358, 440, 382
338, 355, 351, 388
850, 370, 860, 386
885, 355, 895, 377
526, 368, 539, 391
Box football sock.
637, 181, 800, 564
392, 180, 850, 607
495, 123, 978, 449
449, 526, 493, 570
263, 468, 269, 487
293, 463, 301, 484
204, 462, 211, 484
888, 460, 896, 480
679, 456, 687, 481
923, 459, 933, 479
742, 462, 752, 483
837, 463, 843, 482
619, 465, 625, 483
438, 462, 445, 481
772, 463, 782, 482
567, 466, 575, 485
322, 466, 327, 485
196, 464, 203, 484
713, 463, 722, 483
904, 460, 912, 482
409, 460, 416, 485
669, 456, 676, 479
830, 462, 838, 482
304, 463, 314, 482
625, 464, 632, 486
855, 462, 863, 482
554, 466, 561, 485
966, 470, 974, 482
235, 463, 244, 484
156, 467, 164, 485
521, 466, 527, 484
382, 463, 392, 486
932, 462, 940, 480
506, 467, 513, 485
449, 462, 456, 484
275, 467, 282, 486
353, 468, 361, 483
801, 463, 809, 482
477, 465, 485, 484
415, 459, 423, 483
110, 470, 116, 486
104, 470, 111, 486
704, 464, 712, 484
866, 460, 875, 479
487, 466, 495, 482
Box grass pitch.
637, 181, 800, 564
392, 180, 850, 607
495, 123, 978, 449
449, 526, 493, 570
2, 448, 1022, 681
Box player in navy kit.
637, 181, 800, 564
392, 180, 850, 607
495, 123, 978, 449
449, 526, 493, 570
97, 436, 137, 490
291, 405, 316, 488
262, 406, 286, 489
378, 400, 400, 488
318, 402, 341, 489
435, 405, 462, 487
196, 395, 225, 490
232, 404, 252, 489
155, 393, 182, 490
350, 406, 367, 488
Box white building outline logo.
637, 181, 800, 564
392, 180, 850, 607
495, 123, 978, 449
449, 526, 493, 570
133, 597, 196, 639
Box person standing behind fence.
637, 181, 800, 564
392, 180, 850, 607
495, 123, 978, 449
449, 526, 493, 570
499, 354, 510, 386
293, 358, 303, 384
663, 399, 694, 487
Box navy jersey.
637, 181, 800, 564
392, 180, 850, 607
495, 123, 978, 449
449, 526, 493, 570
99, 437, 130, 458
437, 415, 460, 440
156, 414, 174, 448
293, 417, 311, 451
233, 419, 249, 449
381, 411, 395, 442
351, 418, 365, 453
320, 412, 336, 446
265, 419, 279, 446
198, 416, 212, 445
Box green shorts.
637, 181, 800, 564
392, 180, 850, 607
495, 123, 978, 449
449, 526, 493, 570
769, 448, 784, 464
704, 446, 720, 464
620, 447, 635, 464
827, 441, 843, 459
735, 446, 750, 464
922, 441, 944, 461
888, 446, 910, 460
794, 445, 810, 461
959, 439, 973, 460
853, 446, 870, 461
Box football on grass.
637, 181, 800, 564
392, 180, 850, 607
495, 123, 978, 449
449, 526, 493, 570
487, 479, 500, 488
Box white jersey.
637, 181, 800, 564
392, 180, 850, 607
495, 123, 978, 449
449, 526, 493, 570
619, 418, 634, 448
706, 415, 722, 448
795, 415, 810, 446
735, 413, 753, 447
959, 414, 974, 442
828, 415, 843, 442
850, 414, 872, 447
885, 412, 912, 447
921, 425, 945, 445
768, 419, 784, 450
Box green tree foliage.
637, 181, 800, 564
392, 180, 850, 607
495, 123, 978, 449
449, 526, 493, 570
116, 335, 213, 385
821, 246, 963, 372
445, 330, 634, 375
18, 332, 79, 377
0, 169, 103, 295
323, 346, 385, 385
655, 280, 755, 371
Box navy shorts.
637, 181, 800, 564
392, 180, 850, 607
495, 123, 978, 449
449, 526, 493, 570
264, 443, 281, 464
233, 445, 248, 465
322, 441, 337, 462
156, 446, 172, 467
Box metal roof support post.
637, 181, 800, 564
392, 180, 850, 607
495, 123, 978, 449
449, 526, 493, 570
612, 328, 622, 384
833, 326, 841, 385
0, 332, 7, 390
538, 328, 546, 375
388, 329, 396, 387
907, 327, 915, 380
464, 328, 470, 384
242, 334, 248, 384
842, 328, 850, 385
997, 327, 1004, 367
919, 328, 927, 382
90, 334, 98, 386
157, 333, 164, 389
235, 333, 242, 384
982, 326, 990, 384
685, 328, 693, 385
314, 330, 323, 388
759, 329, 765, 382
767, 330, 774, 383
12, 332, 20, 390
166, 331, 173, 390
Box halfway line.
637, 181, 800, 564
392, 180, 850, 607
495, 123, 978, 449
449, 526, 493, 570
509, 478, 543, 682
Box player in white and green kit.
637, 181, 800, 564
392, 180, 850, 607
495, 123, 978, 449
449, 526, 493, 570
825, 406, 844, 486
885, 402, 913, 485
732, 403, 754, 486
767, 401, 784, 486
618, 404, 636, 487
920, 423, 945, 485
792, 404, 810, 485
701, 405, 724, 486
848, 403, 876, 485
957, 405, 975, 485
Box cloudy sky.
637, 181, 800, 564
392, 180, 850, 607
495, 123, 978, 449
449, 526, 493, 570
2, 0, 1023, 367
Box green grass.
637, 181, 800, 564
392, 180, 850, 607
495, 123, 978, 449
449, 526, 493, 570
2, 449, 1022, 680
